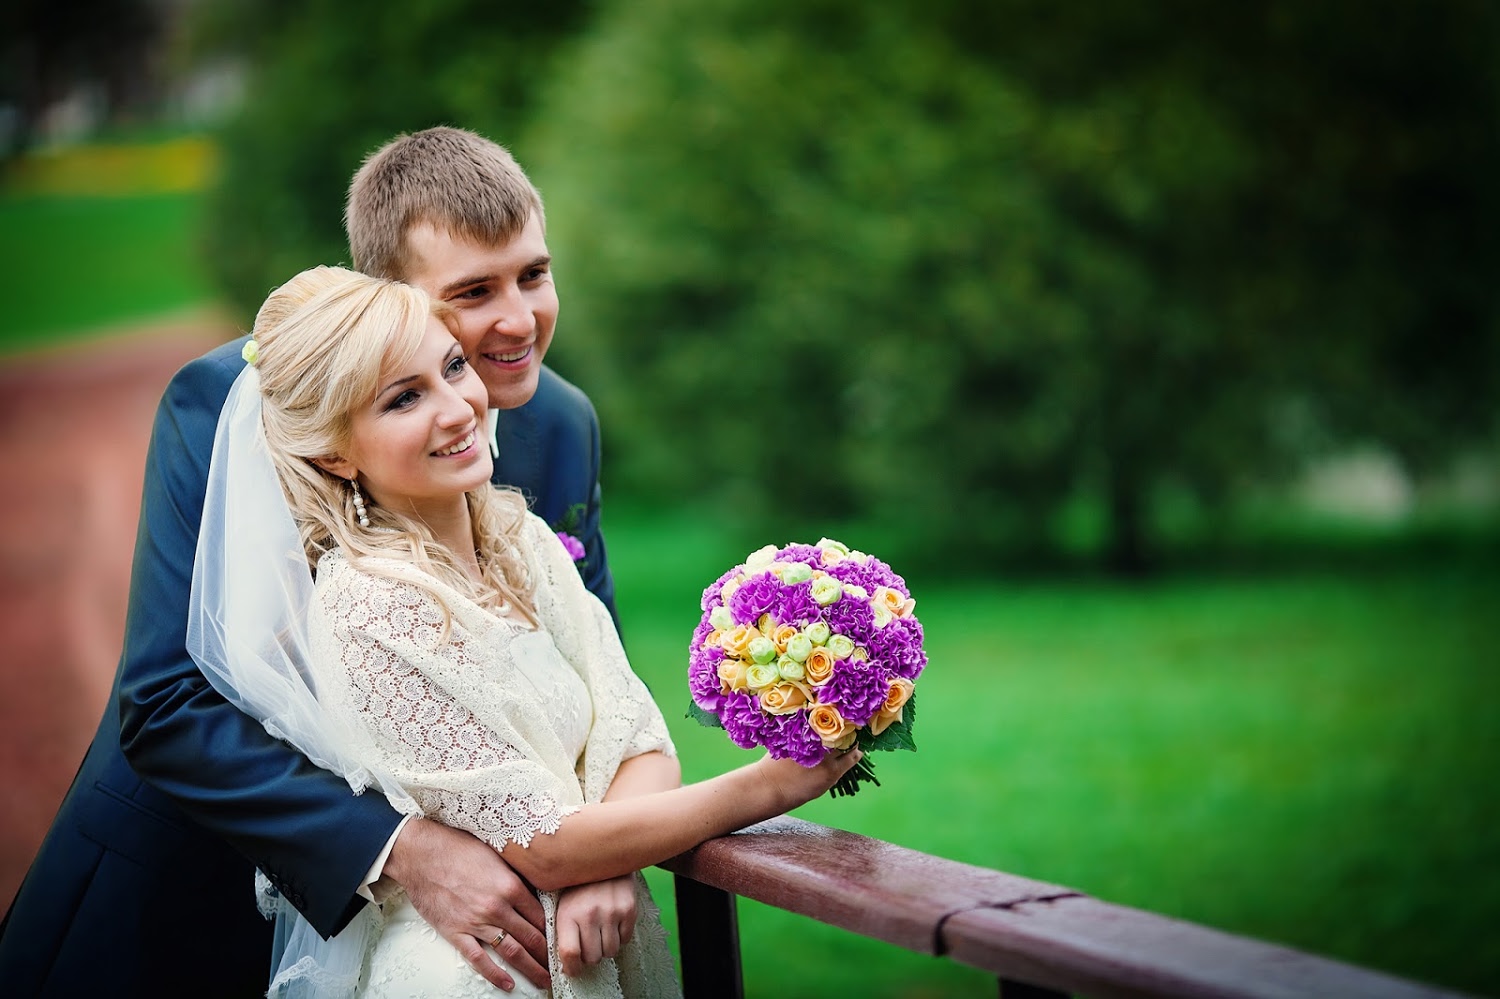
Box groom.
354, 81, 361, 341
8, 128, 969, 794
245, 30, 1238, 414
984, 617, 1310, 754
0, 128, 611, 996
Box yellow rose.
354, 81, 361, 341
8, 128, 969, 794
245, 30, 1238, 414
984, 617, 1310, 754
770, 623, 800, 654
807, 703, 856, 749
702, 629, 723, 650
720, 624, 761, 659
758, 681, 812, 715
717, 657, 750, 693
804, 647, 836, 685
869, 678, 915, 735
819, 546, 846, 567
872, 585, 916, 618
721, 578, 743, 605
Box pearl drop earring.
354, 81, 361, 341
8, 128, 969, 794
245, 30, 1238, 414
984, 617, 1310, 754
350, 477, 370, 528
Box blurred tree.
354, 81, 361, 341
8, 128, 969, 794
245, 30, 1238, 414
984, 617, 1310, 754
2, 0, 166, 157
188, 0, 595, 316
530, 0, 1499, 572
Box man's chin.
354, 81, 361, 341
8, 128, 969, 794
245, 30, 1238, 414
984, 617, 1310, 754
485, 375, 541, 411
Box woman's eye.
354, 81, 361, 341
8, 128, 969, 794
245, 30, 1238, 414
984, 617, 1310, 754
446, 356, 468, 378
388, 390, 418, 411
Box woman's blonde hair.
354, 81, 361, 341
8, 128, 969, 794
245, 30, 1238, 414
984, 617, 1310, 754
252, 265, 536, 628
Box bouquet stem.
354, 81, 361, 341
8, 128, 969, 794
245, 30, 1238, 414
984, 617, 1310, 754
829, 752, 880, 798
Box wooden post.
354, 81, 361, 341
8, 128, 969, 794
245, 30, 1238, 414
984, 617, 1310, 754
674, 873, 744, 999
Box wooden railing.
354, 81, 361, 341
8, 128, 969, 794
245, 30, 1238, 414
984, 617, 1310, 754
659, 817, 1467, 998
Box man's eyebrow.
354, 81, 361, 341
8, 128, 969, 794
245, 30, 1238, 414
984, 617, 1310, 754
437, 273, 495, 298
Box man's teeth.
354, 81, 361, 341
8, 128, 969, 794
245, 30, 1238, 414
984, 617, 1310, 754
436, 432, 475, 456
489, 347, 531, 363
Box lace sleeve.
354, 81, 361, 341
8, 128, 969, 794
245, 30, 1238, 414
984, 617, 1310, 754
518, 515, 676, 803
313, 552, 581, 848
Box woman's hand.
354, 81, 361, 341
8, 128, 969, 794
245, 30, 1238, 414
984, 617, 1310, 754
756, 747, 863, 811
553, 874, 639, 977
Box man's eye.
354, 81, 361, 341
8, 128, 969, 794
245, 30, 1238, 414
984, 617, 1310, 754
522, 267, 548, 284
452, 285, 489, 301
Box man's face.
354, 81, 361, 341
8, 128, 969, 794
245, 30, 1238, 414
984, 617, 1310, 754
403, 215, 558, 411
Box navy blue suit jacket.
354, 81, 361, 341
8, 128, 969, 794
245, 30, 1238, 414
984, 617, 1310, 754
0, 336, 618, 997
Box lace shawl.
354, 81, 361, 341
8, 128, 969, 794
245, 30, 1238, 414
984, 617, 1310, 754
300, 512, 680, 998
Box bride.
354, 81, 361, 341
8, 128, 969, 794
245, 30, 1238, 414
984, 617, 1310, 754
187, 265, 859, 998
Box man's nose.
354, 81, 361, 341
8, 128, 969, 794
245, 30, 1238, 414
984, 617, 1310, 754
490, 288, 529, 335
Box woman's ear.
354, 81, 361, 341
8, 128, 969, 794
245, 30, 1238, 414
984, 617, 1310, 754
312, 455, 357, 480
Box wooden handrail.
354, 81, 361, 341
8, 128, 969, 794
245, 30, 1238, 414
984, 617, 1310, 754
658, 816, 1468, 999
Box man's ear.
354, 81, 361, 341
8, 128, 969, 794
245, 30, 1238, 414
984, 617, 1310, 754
312, 455, 357, 480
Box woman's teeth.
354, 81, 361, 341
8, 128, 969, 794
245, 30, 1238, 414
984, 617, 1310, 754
436, 432, 475, 456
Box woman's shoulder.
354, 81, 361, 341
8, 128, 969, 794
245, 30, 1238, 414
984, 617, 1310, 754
315, 547, 449, 621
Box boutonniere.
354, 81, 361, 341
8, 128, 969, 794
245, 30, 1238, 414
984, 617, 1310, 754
551, 503, 588, 568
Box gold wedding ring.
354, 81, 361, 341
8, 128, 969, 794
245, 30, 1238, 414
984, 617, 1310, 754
491, 929, 507, 948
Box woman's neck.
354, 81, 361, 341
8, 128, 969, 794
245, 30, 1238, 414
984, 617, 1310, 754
399, 498, 482, 581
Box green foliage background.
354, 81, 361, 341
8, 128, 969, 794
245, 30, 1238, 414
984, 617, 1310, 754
194, 0, 1500, 575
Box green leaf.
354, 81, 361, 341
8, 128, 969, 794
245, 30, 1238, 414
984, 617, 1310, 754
860, 691, 918, 753
685, 700, 725, 730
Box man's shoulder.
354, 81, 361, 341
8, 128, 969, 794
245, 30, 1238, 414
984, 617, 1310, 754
532, 365, 597, 418
163, 334, 251, 407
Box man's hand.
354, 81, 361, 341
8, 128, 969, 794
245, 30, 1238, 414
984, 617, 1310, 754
554, 875, 639, 978
382, 817, 551, 992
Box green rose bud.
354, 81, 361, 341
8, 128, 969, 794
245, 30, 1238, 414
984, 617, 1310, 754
804, 621, 831, 645
870, 601, 894, 629
748, 636, 778, 665
827, 634, 856, 660
810, 576, 844, 606
744, 545, 779, 571
746, 661, 780, 690
776, 655, 807, 681
785, 633, 813, 663
817, 537, 850, 554
709, 605, 734, 632
780, 562, 813, 585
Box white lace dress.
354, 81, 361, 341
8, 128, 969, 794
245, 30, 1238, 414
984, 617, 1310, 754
304, 512, 682, 999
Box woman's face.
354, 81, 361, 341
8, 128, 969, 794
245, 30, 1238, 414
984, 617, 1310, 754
331, 315, 493, 520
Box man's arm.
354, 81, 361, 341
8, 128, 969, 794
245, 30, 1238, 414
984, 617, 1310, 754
114, 347, 550, 994
117, 347, 400, 935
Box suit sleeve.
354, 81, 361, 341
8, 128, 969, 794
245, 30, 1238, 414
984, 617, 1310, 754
117, 350, 402, 938
574, 395, 622, 637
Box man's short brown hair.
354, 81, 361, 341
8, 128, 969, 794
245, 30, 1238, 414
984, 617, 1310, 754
345, 126, 545, 281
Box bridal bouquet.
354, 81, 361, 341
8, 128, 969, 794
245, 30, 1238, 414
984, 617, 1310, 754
687, 538, 925, 797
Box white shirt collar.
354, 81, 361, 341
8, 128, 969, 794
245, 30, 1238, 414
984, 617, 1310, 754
486, 409, 500, 459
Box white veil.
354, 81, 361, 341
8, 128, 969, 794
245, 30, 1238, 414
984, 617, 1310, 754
187, 365, 418, 997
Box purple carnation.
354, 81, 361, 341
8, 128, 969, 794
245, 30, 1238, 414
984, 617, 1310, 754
700, 565, 745, 613
817, 659, 889, 727
763, 710, 827, 767
830, 556, 906, 596
719, 692, 771, 749
823, 594, 875, 644
688, 642, 726, 710
776, 543, 823, 567
729, 571, 782, 625
866, 616, 927, 680
775, 581, 820, 629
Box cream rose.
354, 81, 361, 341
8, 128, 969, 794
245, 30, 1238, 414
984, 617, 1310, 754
720, 624, 761, 659
717, 657, 750, 693
804, 647, 836, 685
869, 678, 915, 735
872, 585, 916, 619
808, 703, 857, 749
758, 681, 812, 715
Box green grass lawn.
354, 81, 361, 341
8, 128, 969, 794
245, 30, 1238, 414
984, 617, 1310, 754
608, 509, 1499, 997
0, 193, 215, 355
